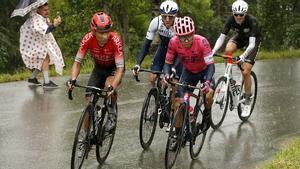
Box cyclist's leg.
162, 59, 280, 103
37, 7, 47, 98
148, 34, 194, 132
241, 38, 261, 97
85, 66, 107, 129
150, 45, 166, 87
225, 35, 240, 55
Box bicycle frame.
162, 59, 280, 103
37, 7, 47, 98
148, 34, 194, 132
216, 54, 244, 109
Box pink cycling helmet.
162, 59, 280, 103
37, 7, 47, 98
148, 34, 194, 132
90, 12, 113, 32
174, 16, 195, 36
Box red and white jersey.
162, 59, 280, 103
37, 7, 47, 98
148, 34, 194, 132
76, 32, 124, 68
166, 35, 214, 73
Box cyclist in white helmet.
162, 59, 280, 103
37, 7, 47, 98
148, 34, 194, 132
212, 0, 261, 117
132, 0, 182, 86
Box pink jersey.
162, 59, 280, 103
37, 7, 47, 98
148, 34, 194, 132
166, 35, 214, 73
76, 32, 124, 68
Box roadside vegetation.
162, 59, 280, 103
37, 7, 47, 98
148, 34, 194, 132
0, 49, 299, 83
260, 138, 300, 169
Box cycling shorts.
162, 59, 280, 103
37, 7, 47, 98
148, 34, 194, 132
229, 34, 261, 65
176, 68, 215, 98
151, 45, 183, 79
86, 65, 115, 97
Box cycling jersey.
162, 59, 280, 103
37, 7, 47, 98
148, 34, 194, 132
76, 32, 124, 68
166, 35, 214, 74
222, 15, 261, 38
136, 15, 175, 65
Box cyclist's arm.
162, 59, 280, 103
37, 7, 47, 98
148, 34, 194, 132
112, 34, 125, 89
136, 17, 159, 65
164, 38, 177, 75
71, 61, 81, 80
212, 33, 226, 53
111, 67, 124, 89
240, 37, 256, 59
213, 16, 234, 53
70, 33, 91, 80
202, 37, 215, 82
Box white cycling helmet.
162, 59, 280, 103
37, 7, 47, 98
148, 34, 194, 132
160, 0, 179, 15
232, 0, 248, 14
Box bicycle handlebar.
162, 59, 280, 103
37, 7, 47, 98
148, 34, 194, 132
68, 83, 112, 100
131, 68, 163, 82
168, 80, 203, 90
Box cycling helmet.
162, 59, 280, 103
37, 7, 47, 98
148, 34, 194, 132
174, 16, 195, 36
232, 0, 248, 14
90, 12, 113, 32
160, 0, 179, 15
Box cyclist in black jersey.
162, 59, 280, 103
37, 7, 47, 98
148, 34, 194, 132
212, 0, 261, 117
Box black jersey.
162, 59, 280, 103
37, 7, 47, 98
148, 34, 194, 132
221, 15, 261, 38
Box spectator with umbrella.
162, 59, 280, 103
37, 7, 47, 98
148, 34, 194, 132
11, 0, 65, 88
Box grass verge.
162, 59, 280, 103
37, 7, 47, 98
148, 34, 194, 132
259, 138, 300, 169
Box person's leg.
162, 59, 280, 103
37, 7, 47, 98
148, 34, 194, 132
42, 55, 50, 84
28, 69, 41, 85
150, 45, 166, 87
104, 70, 121, 131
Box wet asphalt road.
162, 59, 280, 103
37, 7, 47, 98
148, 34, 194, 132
0, 58, 300, 169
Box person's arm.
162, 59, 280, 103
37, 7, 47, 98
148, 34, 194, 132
71, 61, 81, 80
202, 37, 215, 82
112, 34, 125, 89
45, 16, 62, 34
136, 17, 159, 65
136, 39, 152, 65
239, 36, 256, 60
111, 67, 124, 89
212, 33, 226, 53
212, 17, 232, 53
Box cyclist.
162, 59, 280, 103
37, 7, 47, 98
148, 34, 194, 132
132, 0, 182, 85
67, 12, 124, 132
212, 0, 261, 116
164, 16, 215, 149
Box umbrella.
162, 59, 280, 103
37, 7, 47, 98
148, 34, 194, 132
10, 0, 48, 18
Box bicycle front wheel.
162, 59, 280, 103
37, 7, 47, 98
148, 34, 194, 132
165, 103, 187, 169
71, 105, 91, 169
95, 105, 118, 164
139, 88, 159, 149
238, 71, 258, 121
189, 94, 207, 159
210, 76, 229, 129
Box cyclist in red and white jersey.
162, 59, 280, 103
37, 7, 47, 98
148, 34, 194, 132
164, 16, 215, 138
67, 12, 124, 131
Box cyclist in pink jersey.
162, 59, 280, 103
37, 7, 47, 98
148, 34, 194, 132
163, 17, 215, 146
67, 12, 125, 131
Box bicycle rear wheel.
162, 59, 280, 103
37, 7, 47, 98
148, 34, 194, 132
189, 94, 207, 159
139, 88, 159, 149
238, 71, 258, 121
210, 76, 229, 129
165, 103, 187, 169
71, 105, 91, 169
95, 105, 118, 164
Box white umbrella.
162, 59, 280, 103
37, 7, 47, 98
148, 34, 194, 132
11, 0, 48, 18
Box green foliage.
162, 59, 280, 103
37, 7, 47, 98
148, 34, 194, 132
1, 0, 300, 75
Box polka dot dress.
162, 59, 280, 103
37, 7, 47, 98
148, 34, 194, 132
20, 11, 65, 75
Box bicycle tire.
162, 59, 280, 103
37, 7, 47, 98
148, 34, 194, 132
189, 94, 207, 159
139, 88, 159, 149
95, 104, 118, 164
210, 76, 230, 129
238, 71, 258, 121
71, 105, 91, 169
165, 103, 187, 169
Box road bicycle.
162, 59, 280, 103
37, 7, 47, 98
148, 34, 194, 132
68, 84, 117, 168
133, 68, 174, 150
165, 80, 208, 169
210, 54, 258, 129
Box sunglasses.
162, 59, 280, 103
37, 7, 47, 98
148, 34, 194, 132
233, 13, 245, 17
179, 35, 193, 43
162, 15, 176, 20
